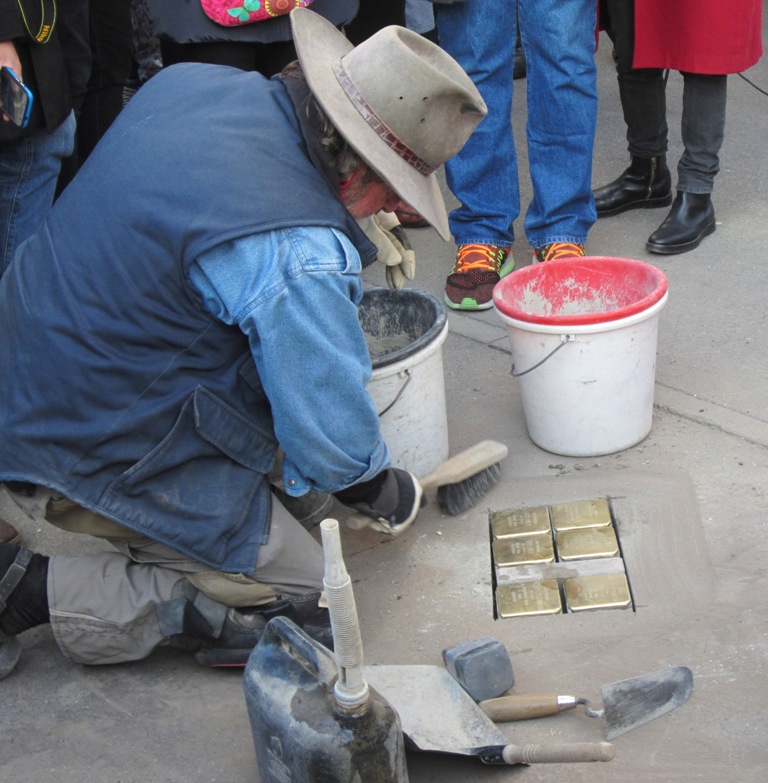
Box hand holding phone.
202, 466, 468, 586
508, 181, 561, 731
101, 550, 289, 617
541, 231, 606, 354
0, 66, 33, 128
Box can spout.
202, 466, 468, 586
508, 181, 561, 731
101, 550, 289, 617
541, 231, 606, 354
320, 519, 369, 712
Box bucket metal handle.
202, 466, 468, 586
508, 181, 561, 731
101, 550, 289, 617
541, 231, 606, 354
511, 334, 574, 377
377, 369, 412, 417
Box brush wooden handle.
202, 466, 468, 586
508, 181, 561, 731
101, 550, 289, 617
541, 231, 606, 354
419, 440, 508, 490
479, 694, 579, 721
502, 741, 615, 764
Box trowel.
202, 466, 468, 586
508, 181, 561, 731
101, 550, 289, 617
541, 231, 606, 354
364, 664, 615, 765
477, 666, 694, 740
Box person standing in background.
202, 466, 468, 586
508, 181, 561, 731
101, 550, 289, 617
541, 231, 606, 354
146, 0, 358, 76
0, 0, 90, 271
76, 0, 135, 166
436, 0, 599, 311
593, 0, 763, 255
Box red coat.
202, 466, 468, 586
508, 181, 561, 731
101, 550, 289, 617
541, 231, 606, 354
632, 0, 763, 74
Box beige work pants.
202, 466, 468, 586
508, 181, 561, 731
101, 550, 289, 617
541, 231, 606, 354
44, 493, 324, 664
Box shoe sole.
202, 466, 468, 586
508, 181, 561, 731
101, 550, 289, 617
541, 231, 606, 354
646, 220, 716, 255
444, 295, 494, 311
597, 192, 673, 219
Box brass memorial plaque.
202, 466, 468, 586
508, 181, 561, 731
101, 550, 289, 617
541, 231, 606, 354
492, 535, 555, 567
564, 573, 632, 612
550, 499, 612, 532
496, 580, 563, 618
556, 526, 620, 561
491, 506, 552, 539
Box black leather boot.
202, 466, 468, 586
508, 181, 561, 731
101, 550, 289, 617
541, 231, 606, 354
0, 544, 50, 639
594, 155, 672, 217
646, 191, 716, 255
192, 592, 332, 667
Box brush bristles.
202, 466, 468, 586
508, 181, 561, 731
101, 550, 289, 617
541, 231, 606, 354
436, 462, 503, 516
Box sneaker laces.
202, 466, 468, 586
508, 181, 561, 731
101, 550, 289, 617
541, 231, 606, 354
536, 242, 585, 262
452, 244, 510, 275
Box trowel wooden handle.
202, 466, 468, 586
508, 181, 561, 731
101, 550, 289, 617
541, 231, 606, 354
479, 694, 578, 721
502, 741, 615, 764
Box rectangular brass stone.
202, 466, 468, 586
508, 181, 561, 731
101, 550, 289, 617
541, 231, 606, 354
496, 580, 563, 618
556, 525, 620, 560
493, 535, 555, 567
564, 573, 632, 612
551, 499, 612, 531
491, 506, 552, 539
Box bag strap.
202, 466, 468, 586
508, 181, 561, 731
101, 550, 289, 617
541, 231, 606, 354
16, 0, 57, 44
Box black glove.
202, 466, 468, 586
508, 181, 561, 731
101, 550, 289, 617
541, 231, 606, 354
335, 468, 425, 536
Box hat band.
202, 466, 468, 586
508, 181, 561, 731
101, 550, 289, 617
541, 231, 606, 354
333, 61, 436, 177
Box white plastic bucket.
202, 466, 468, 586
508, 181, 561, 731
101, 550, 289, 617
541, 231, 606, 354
360, 288, 449, 476
492, 257, 669, 457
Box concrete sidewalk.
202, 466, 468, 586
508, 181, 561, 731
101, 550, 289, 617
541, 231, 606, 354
2, 24, 768, 783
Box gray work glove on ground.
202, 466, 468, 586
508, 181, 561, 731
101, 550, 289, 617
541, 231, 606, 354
357, 211, 416, 290
335, 468, 425, 536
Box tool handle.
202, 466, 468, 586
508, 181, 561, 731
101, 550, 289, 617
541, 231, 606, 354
420, 440, 508, 490
479, 694, 578, 721
502, 742, 615, 764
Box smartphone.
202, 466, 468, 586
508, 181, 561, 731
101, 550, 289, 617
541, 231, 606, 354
0, 66, 33, 128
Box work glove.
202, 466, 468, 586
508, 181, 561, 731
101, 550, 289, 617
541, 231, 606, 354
335, 468, 425, 536
357, 211, 416, 290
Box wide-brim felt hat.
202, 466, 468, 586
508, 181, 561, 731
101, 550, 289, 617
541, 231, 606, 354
290, 8, 487, 240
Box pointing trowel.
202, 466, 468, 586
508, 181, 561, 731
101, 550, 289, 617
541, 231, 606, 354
477, 666, 694, 739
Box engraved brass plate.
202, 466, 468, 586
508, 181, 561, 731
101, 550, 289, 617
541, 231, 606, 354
556, 526, 619, 560
564, 573, 632, 612
496, 580, 562, 617
491, 506, 552, 539
550, 499, 612, 531
492, 535, 555, 567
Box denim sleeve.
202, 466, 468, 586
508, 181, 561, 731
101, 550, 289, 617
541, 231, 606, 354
189, 227, 391, 496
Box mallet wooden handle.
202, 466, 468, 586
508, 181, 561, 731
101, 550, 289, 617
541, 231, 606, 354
479, 694, 579, 721
502, 741, 615, 764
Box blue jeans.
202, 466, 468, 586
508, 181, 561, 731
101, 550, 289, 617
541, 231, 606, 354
436, 0, 597, 249
0, 111, 77, 274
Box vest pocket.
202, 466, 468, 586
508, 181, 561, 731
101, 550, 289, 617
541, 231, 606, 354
103, 388, 277, 569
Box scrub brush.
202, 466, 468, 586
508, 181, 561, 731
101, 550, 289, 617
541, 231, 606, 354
420, 439, 508, 515
346, 440, 508, 532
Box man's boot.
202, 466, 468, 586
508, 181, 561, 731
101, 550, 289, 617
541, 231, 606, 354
594, 155, 672, 217
646, 191, 716, 255
180, 591, 333, 667
0, 544, 50, 679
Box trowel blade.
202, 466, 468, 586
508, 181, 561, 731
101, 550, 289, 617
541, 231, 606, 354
600, 666, 693, 739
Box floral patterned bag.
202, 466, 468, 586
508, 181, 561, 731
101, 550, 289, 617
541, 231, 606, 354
200, 0, 314, 27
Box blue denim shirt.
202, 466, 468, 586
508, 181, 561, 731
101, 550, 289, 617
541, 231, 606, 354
190, 225, 391, 497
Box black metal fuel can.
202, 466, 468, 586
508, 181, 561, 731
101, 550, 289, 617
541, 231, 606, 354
243, 616, 409, 783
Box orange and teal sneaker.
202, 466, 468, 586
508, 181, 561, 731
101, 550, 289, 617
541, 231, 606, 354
533, 242, 586, 263
444, 243, 515, 311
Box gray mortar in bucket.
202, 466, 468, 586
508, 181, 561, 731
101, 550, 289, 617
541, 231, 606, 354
359, 288, 447, 367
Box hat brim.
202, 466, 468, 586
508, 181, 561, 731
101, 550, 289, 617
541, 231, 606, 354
290, 8, 451, 240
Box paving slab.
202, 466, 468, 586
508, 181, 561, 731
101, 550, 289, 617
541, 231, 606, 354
2, 24, 768, 783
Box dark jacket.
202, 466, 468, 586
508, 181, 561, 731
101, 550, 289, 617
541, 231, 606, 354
0, 63, 373, 572
146, 0, 358, 44
0, 0, 90, 142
